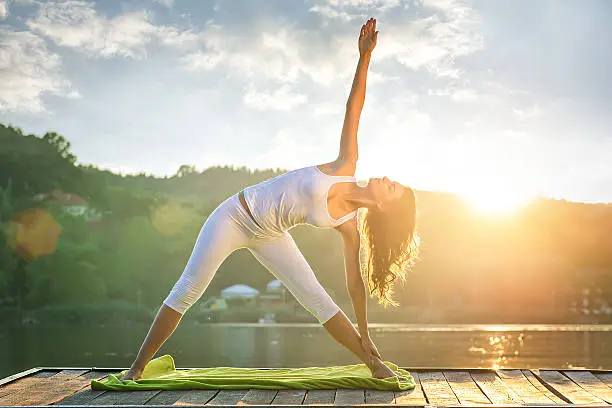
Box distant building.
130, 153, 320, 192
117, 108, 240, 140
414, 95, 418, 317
34, 189, 102, 222
220, 284, 260, 299
259, 280, 290, 307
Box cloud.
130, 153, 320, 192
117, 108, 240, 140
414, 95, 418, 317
0, 28, 75, 113
0, 0, 8, 20
251, 128, 320, 170
451, 88, 478, 102
185, 24, 315, 83
313, 102, 344, 116
177, 0, 481, 112
310, 0, 482, 77
187, 11, 425, 86
26, 0, 199, 59
181, 50, 224, 71
309, 0, 402, 21
368, 70, 400, 85
243, 84, 307, 111
308, 5, 351, 21
1, 0, 202, 113
362, 92, 432, 152
154, 0, 173, 8
157, 26, 201, 49
513, 104, 542, 119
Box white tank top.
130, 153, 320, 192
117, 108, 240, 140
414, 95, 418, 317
242, 165, 357, 233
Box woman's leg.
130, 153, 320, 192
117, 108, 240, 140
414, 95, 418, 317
248, 232, 395, 377
122, 197, 248, 380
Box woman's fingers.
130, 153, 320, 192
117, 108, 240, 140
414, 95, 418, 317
358, 18, 377, 54
361, 18, 375, 31
366, 18, 376, 37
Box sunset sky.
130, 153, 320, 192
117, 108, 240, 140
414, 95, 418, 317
1, 0, 611, 204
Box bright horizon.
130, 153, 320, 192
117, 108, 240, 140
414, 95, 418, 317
2, 0, 611, 207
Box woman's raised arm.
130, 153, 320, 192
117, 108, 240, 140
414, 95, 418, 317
337, 18, 378, 165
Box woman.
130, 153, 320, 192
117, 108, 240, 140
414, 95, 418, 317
121, 18, 419, 381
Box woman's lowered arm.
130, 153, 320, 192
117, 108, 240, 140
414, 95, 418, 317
337, 18, 378, 164
336, 218, 383, 362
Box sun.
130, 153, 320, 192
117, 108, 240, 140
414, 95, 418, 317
460, 188, 535, 215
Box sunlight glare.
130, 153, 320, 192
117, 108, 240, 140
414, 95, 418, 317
460, 187, 535, 215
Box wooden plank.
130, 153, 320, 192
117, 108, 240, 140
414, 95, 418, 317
443, 370, 490, 405
471, 371, 522, 405
497, 369, 556, 405
365, 389, 395, 404
89, 390, 130, 405
564, 371, 612, 404
0, 369, 84, 405
0, 367, 42, 387
118, 390, 162, 405
595, 372, 612, 388
173, 390, 219, 405
19, 370, 109, 406
140, 389, 219, 406
0, 370, 58, 400
145, 390, 186, 405
303, 389, 336, 405
532, 369, 605, 405
206, 389, 249, 405
394, 371, 427, 406
418, 371, 458, 406
333, 389, 364, 405
55, 374, 112, 405
240, 389, 278, 405
521, 370, 567, 404
55, 389, 107, 405
271, 389, 307, 405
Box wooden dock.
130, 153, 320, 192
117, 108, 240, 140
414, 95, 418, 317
1, 366, 611, 407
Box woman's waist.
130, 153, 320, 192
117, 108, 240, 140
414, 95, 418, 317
240, 189, 310, 231
238, 189, 264, 230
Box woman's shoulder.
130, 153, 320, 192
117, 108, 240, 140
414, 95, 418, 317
315, 158, 356, 177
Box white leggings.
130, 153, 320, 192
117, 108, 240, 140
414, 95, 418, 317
163, 193, 341, 324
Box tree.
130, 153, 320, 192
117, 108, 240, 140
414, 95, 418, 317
175, 165, 198, 178
42, 132, 77, 164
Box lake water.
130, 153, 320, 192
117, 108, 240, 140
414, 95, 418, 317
1, 323, 611, 379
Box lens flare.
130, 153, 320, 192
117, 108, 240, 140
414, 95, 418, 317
6, 208, 61, 259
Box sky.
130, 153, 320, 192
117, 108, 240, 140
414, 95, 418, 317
1, 0, 611, 205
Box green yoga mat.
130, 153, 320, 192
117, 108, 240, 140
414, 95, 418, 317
91, 354, 416, 391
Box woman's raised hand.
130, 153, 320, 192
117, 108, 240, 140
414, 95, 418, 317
358, 18, 378, 56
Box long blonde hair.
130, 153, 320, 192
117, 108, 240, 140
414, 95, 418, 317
357, 186, 420, 306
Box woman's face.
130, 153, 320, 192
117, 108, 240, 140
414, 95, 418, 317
368, 176, 403, 210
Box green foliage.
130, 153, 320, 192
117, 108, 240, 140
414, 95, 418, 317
23, 299, 153, 325
1, 122, 612, 324
0, 124, 89, 199
216, 306, 263, 323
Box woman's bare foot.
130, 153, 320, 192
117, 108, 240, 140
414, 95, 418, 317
119, 367, 144, 381
369, 357, 398, 379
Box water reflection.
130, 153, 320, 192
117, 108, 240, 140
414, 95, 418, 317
1, 324, 610, 379
467, 332, 526, 369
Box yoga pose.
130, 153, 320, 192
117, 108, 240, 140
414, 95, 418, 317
121, 18, 419, 381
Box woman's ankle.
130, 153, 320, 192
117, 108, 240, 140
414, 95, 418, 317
129, 364, 145, 374
365, 354, 383, 371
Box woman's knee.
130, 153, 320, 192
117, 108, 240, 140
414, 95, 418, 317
296, 285, 341, 324
315, 302, 342, 325
163, 277, 205, 314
